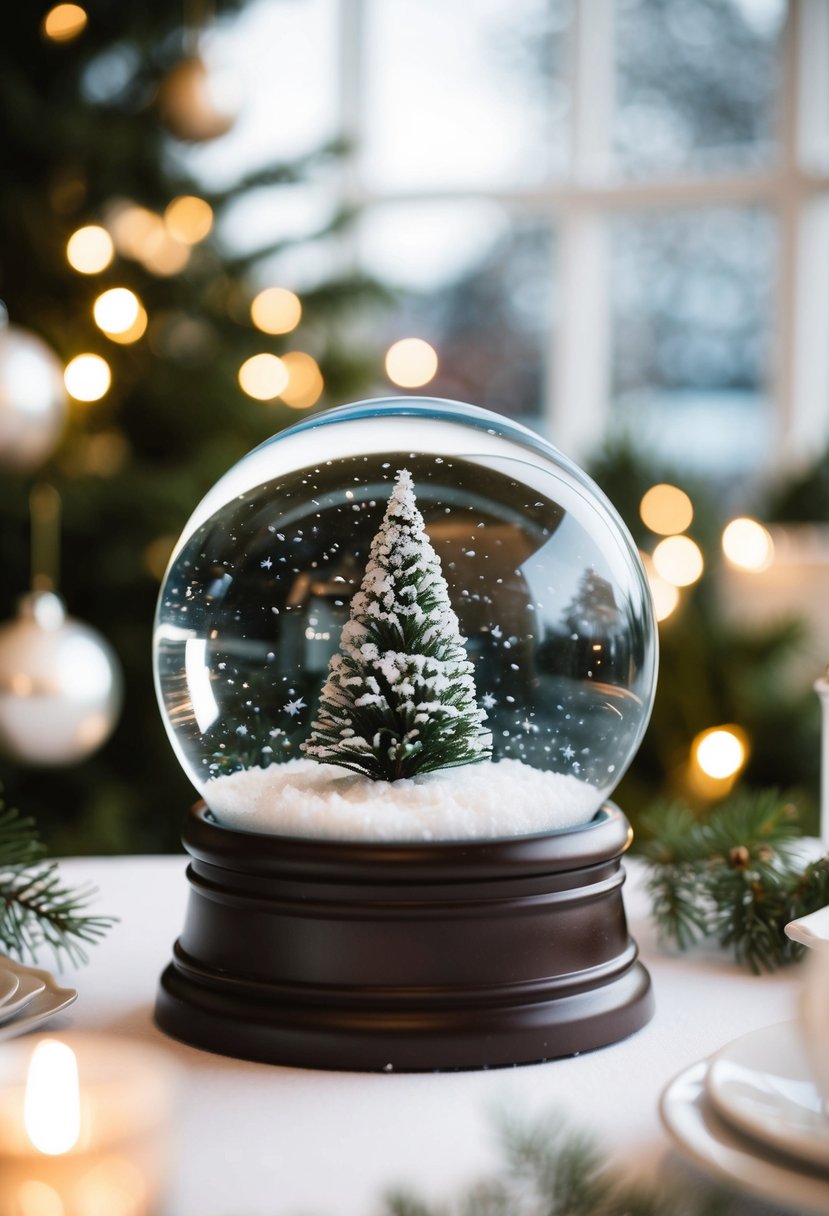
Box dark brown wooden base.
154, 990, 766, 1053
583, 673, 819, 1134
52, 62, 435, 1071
155, 803, 654, 1071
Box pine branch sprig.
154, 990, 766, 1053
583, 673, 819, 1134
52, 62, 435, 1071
0, 798, 115, 966
380, 1115, 732, 1216
642, 789, 827, 973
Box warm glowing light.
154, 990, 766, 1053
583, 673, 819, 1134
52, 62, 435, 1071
107, 201, 190, 273
73, 1157, 147, 1216
693, 726, 748, 781
107, 304, 147, 345
93, 288, 140, 335
42, 3, 87, 41
652, 535, 704, 588
238, 353, 289, 400
140, 233, 190, 277
15, 1180, 65, 1216
385, 337, 438, 388
640, 483, 694, 536
66, 225, 113, 274
722, 517, 774, 572
250, 287, 302, 335
164, 195, 213, 244
64, 354, 111, 402
641, 552, 680, 622
107, 205, 163, 260
24, 1040, 81, 1155
280, 351, 323, 408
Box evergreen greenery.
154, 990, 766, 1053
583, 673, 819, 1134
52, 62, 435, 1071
378, 1114, 731, 1216
0, 792, 113, 964
642, 788, 829, 974
0, 4, 382, 854
303, 469, 492, 781
2, 14, 828, 854
588, 436, 820, 831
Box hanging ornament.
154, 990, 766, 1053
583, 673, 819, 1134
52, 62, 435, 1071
0, 317, 67, 471
0, 591, 122, 765
0, 485, 122, 766
156, 54, 238, 142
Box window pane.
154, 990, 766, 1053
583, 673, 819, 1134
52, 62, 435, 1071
614, 0, 786, 177
359, 202, 555, 428
611, 207, 775, 475
178, 0, 340, 190
362, 0, 572, 191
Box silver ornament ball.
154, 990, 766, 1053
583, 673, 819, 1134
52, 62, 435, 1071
0, 591, 122, 765
0, 324, 68, 471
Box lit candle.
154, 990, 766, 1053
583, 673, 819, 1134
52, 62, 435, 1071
815, 668, 829, 851
0, 1034, 176, 1216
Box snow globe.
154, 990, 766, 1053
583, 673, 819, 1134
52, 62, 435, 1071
154, 398, 657, 1070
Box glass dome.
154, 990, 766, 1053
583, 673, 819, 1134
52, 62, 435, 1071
154, 399, 657, 839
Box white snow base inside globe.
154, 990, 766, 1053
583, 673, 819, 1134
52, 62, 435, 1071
204, 757, 600, 841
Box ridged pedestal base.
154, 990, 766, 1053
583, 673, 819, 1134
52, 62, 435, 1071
155, 803, 654, 1071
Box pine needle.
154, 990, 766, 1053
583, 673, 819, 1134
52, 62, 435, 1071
0, 796, 114, 966
642, 788, 827, 973
381, 1115, 733, 1216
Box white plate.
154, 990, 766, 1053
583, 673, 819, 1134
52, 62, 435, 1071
0, 969, 46, 1025
661, 1061, 829, 1215
0, 966, 19, 1005
705, 1021, 829, 1172
0, 957, 77, 1041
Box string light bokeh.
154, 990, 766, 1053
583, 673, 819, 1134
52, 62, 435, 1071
722, 517, 775, 572
66, 226, 113, 274
64, 354, 111, 402
385, 337, 438, 388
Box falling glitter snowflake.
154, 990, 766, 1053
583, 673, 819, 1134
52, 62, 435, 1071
284, 697, 307, 717
560, 744, 575, 761
260, 557, 273, 570
481, 692, 497, 710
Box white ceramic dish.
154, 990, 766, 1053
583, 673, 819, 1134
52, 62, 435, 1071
0, 969, 46, 1025
0, 967, 19, 1005
705, 1021, 829, 1171
0, 957, 77, 1041
661, 1061, 829, 1214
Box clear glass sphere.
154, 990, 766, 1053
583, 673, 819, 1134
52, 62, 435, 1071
154, 399, 657, 836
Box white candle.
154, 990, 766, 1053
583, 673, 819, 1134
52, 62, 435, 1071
815, 671, 829, 851
0, 1034, 176, 1216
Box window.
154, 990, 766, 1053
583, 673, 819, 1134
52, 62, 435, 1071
196, 0, 829, 478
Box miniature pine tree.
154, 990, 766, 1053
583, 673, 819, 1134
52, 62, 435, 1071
302, 469, 492, 781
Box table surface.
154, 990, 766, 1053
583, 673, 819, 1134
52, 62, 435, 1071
50, 853, 804, 1216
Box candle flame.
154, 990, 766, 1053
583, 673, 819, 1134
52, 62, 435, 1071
24, 1040, 81, 1155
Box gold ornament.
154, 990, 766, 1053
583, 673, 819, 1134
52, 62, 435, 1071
157, 55, 237, 142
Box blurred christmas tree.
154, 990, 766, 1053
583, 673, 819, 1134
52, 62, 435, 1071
0, 1, 382, 854
589, 437, 821, 832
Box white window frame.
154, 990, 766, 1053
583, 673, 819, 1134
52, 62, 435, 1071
340, 0, 829, 468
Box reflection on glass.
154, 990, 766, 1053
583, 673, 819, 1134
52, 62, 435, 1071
614, 0, 786, 176
362, 0, 572, 190
611, 207, 774, 474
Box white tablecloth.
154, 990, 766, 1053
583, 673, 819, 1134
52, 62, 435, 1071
51, 855, 803, 1216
